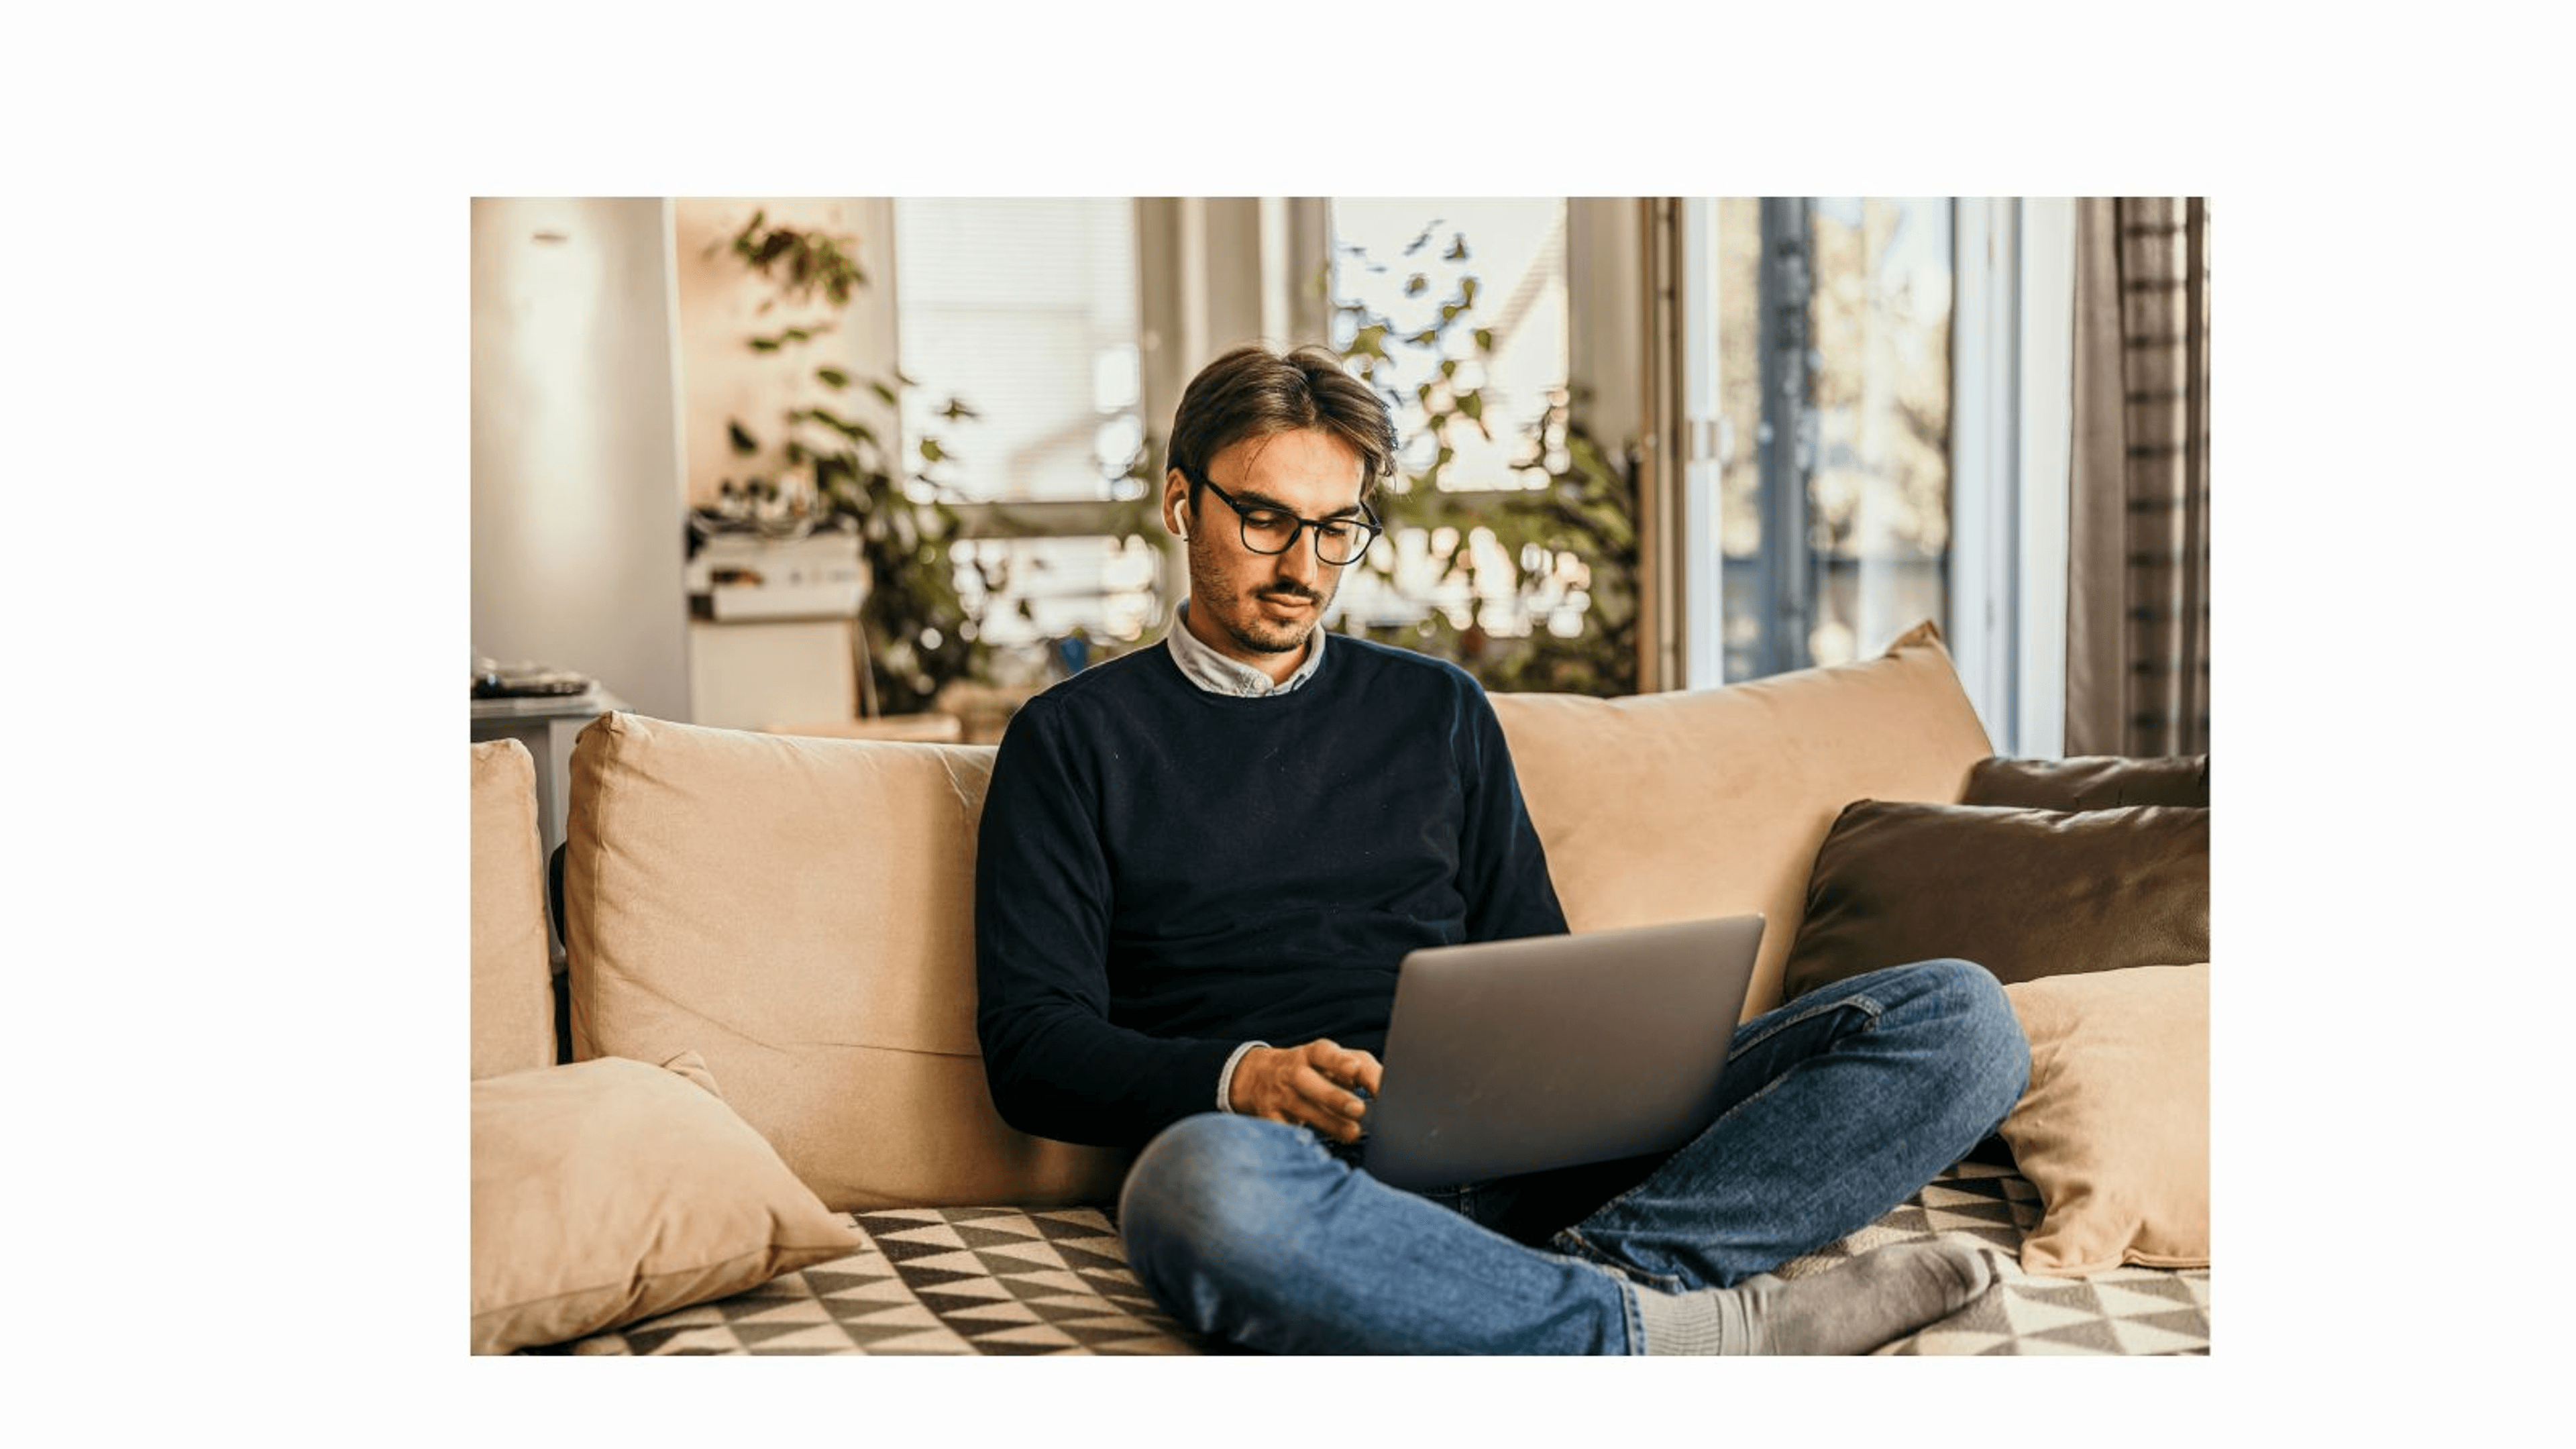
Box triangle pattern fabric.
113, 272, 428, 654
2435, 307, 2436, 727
2106, 1316, 2210, 1356
557, 1171, 2207, 1356
873, 1223, 971, 1253
955, 1221, 1046, 1250
973, 1244, 1069, 1275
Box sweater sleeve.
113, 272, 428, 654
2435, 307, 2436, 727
974, 696, 1240, 1148
1454, 676, 1570, 944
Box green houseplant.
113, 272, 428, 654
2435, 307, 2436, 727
1330, 225, 1640, 696
705, 209, 996, 717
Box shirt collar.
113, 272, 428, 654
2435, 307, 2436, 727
1164, 599, 1327, 698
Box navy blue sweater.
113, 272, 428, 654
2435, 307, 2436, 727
973, 635, 1567, 1148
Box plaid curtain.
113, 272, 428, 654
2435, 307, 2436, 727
2066, 198, 2210, 757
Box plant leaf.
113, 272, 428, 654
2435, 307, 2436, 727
794, 406, 870, 444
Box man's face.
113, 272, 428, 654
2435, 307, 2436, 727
1168, 427, 1368, 683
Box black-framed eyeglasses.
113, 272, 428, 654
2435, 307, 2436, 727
1188, 471, 1383, 566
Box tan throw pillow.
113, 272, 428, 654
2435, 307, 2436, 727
2000, 965, 2210, 1276
470, 1051, 861, 1354
1780, 800, 2209, 1000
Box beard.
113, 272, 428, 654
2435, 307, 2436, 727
1188, 547, 1338, 658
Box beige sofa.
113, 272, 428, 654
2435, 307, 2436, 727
470, 623, 2212, 1355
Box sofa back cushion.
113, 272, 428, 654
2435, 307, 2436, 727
1489, 623, 1993, 1018
1963, 753, 2209, 811
472, 739, 556, 1079
562, 713, 1126, 1212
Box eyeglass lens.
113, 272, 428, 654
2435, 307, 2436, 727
1238, 511, 1373, 564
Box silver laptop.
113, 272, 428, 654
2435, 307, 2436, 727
1362, 914, 1765, 1191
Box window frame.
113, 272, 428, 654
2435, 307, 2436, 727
1669, 195, 2073, 755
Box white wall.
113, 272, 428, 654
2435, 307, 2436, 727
470, 197, 693, 722
670, 197, 900, 510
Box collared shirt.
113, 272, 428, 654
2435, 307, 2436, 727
1161, 597, 1324, 1112
1162, 598, 1327, 698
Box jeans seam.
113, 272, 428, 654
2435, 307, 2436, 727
1552, 1226, 1686, 1292
1562, 1248, 1661, 1346
1727, 989, 1885, 1061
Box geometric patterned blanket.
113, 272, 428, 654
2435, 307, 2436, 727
1780, 1159, 2210, 1356
551, 1158, 2207, 1356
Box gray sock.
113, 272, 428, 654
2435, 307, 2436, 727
1634, 1241, 1993, 1355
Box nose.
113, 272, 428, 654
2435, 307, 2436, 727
1274, 531, 1329, 589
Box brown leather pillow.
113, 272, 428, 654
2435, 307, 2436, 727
1962, 754, 2208, 811
1780, 800, 2209, 1000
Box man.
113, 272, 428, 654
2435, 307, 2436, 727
975, 342, 2027, 1354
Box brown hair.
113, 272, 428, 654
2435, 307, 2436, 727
1165, 343, 1399, 508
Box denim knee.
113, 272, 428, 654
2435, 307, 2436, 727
1904, 957, 2031, 1126
1118, 1115, 1327, 1325
1121, 1114, 1291, 1230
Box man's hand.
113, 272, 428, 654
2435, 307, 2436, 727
1228, 1039, 1383, 1143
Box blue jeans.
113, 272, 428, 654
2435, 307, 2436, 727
1116, 959, 2029, 1354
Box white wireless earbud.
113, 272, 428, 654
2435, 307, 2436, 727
1173, 515, 1190, 541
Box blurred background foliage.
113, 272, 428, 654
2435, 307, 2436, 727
1328, 225, 1638, 696
702, 209, 1638, 710
707, 210, 999, 716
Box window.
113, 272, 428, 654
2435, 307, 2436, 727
1324, 199, 1609, 682
890, 198, 1156, 653
1709, 197, 1955, 682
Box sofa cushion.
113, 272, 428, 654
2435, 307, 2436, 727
470, 1052, 861, 1354
1779, 800, 2209, 1001
1489, 622, 1993, 1018
1999, 965, 2211, 1275
472, 739, 555, 1079
563, 712, 1127, 1212
1964, 753, 2209, 810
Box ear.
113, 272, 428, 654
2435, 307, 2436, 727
1165, 468, 1192, 539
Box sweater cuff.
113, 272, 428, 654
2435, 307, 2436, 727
1216, 1041, 1269, 1114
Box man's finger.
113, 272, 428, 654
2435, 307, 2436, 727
1346, 1050, 1383, 1095
1304, 1040, 1375, 1088
1293, 1064, 1368, 1120
1295, 1091, 1362, 1141
1315, 1045, 1382, 1095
